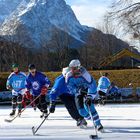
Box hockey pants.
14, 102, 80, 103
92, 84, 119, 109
75, 94, 101, 126
59, 94, 83, 121
34, 95, 48, 113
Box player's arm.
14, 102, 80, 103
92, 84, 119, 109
49, 77, 63, 113
6, 74, 13, 90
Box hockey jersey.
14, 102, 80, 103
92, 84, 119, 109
6, 71, 26, 95
26, 71, 50, 96
97, 76, 111, 93
65, 67, 97, 99
49, 75, 70, 101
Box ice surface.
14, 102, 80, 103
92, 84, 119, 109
0, 104, 140, 140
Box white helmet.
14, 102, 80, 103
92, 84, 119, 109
62, 67, 70, 76
69, 59, 81, 68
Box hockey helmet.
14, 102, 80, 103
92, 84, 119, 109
69, 59, 81, 68
12, 63, 19, 69
28, 64, 36, 70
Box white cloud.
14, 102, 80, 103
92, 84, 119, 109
66, 0, 111, 27
66, 0, 140, 49
71, 4, 108, 27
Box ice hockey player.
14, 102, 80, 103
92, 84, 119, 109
49, 67, 87, 127
25, 64, 50, 118
65, 59, 103, 131
97, 72, 111, 105
6, 64, 26, 116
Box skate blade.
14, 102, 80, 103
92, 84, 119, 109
79, 125, 87, 129
4, 119, 13, 123
10, 115, 15, 118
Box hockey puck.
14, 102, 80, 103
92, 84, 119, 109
89, 135, 98, 139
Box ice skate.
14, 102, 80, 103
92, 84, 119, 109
9, 110, 16, 117
96, 124, 104, 132
77, 118, 87, 128
33, 106, 37, 111
44, 113, 48, 118
40, 112, 44, 118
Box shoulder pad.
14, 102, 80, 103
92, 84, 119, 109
8, 72, 15, 79
65, 71, 73, 83
82, 70, 92, 83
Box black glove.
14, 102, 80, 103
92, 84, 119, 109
49, 101, 56, 113
79, 87, 88, 96
85, 95, 93, 106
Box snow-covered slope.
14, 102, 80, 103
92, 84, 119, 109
0, 0, 92, 48
0, 0, 30, 24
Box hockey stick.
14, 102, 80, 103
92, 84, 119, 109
5, 94, 41, 123
87, 104, 98, 139
32, 112, 50, 135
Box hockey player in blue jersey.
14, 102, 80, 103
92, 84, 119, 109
25, 64, 50, 118
6, 64, 26, 116
49, 67, 87, 127
65, 59, 103, 131
97, 73, 111, 96
97, 73, 111, 104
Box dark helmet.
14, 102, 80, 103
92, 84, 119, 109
12, 63, 19, 69
104, 72, 109, 77
28, 64, 36, 70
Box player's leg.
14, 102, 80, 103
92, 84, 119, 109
10, 95, 17, 116
39, 95, 48, 117
74, 94, 91, 126
59, 94, 87, 126
17, 94, 23, 115
85, 103, 103, 131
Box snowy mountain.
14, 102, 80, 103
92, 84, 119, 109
0, 0, 92, 48
0, 0, 132, 71
0, 0, 30, 24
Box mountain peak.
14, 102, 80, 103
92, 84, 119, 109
0, 0, 91, 48
28, 0, 67, 8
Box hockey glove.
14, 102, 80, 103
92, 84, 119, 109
49, 101, 56, 113
85, 95, 93, 106
6, 85, 12, 90
41, 86, 48, 95
79, 87, 88, 96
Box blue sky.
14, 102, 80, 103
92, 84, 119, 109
65, 0, 113, 27
65, 0, 140, 49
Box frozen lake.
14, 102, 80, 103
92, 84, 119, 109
0, 104, 140, 140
